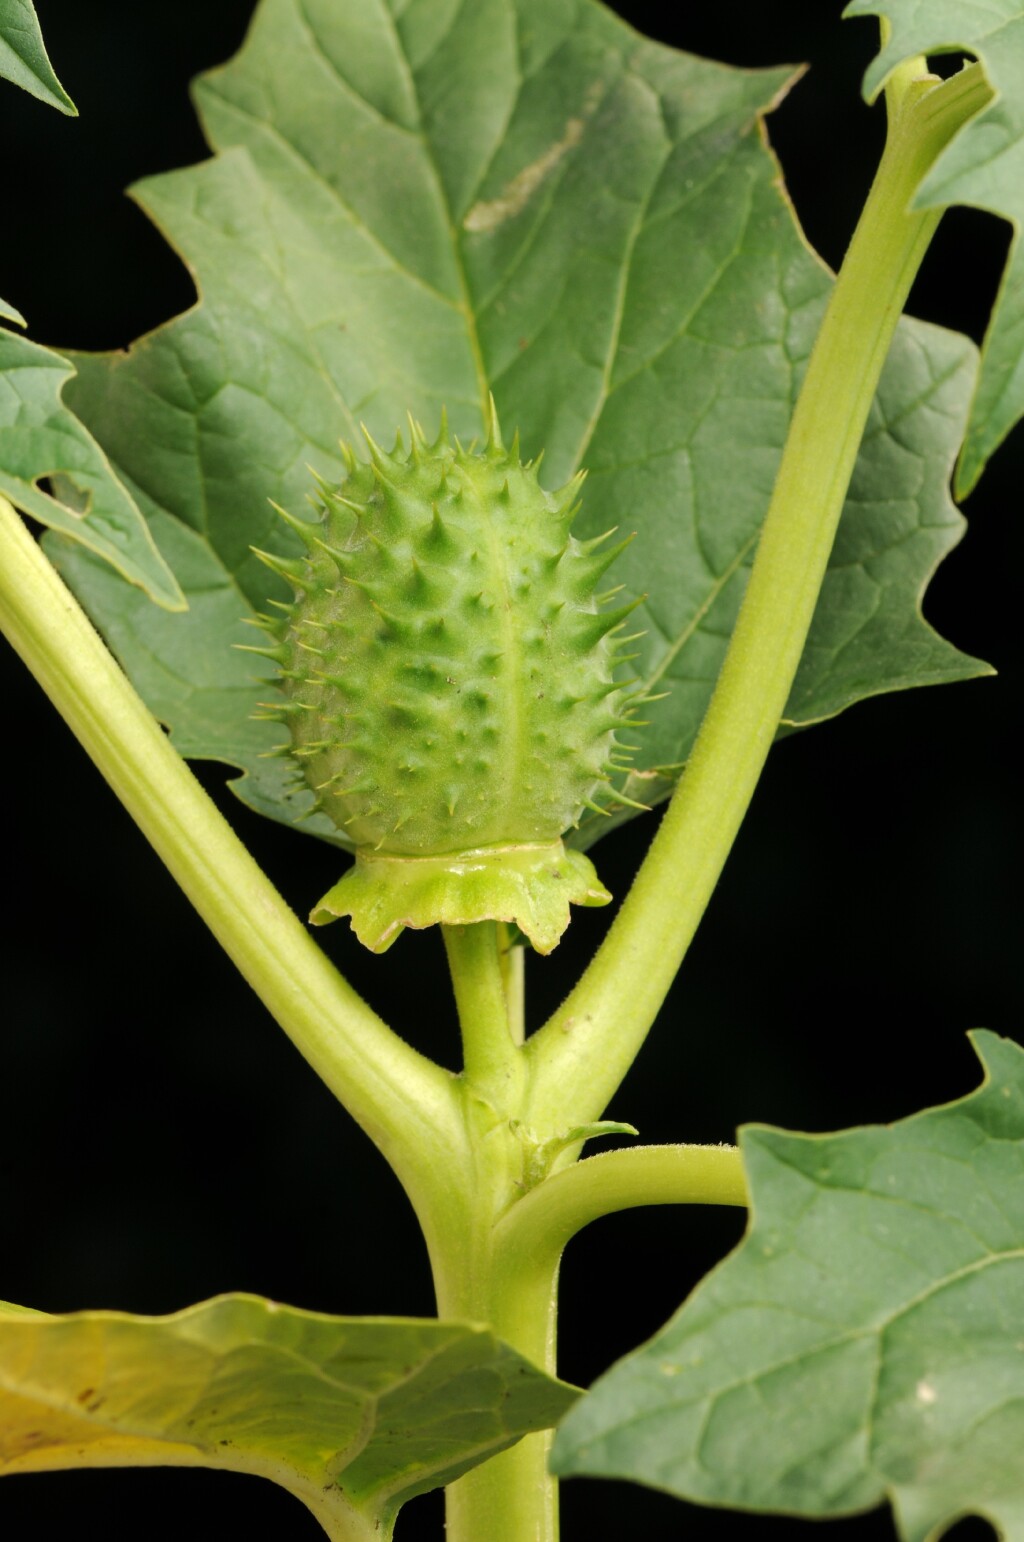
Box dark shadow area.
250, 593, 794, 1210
0, 1, 253, 348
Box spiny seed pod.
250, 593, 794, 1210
251, 407, 647, 953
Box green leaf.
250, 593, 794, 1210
847, 0, 1024, 494
51, 0, 987, 850
0, 1, 176, 609
0, 0, 75, 113
779, 320, 987, 724
552, 1031, 1024, 1542
0, 326, 184, 609
0, 1293, 578, 1541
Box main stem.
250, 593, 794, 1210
439, 1142, 748, 1542
438, 949, 748, 1542
439, 926, 557, 1541
523, 62, 992, 1136
441, 1252, 562, 1542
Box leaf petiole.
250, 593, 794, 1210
494, 1142, 748, 1272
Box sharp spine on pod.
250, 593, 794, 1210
252, 399, 648, 954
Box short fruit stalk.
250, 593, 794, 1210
435, 919, 563, 1542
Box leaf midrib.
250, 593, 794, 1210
376, 0, 493, 423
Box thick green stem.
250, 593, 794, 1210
0, 496, 468, 1236
437, 927, 553, 1540
435, 1113, 560, 1542
442, 1144, 746, 1541
442, 1252, 561, 1542
523, 62, 992, 1136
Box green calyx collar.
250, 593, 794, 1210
310, 840, 611, 954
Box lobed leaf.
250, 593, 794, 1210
0, 1, 179, 606
0, 326, 184, 610
0, 0, 74, 114
50, 0, 988, 852
847, 0, 1024, 494
552, 1031, 1024, 1542
0, 1293, 577, 1540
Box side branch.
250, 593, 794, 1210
494, 1143, 747, 1275
0, 497, 465, 1212
523, 63, 992, 1135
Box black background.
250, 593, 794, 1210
0, 3, 1017, 1538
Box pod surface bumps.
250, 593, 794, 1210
255, 413, 643, 952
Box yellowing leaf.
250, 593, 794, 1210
0, 1293, 578, 1541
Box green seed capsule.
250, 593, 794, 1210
256, 409, 643, 952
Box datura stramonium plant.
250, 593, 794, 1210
253, 407, 647, 953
